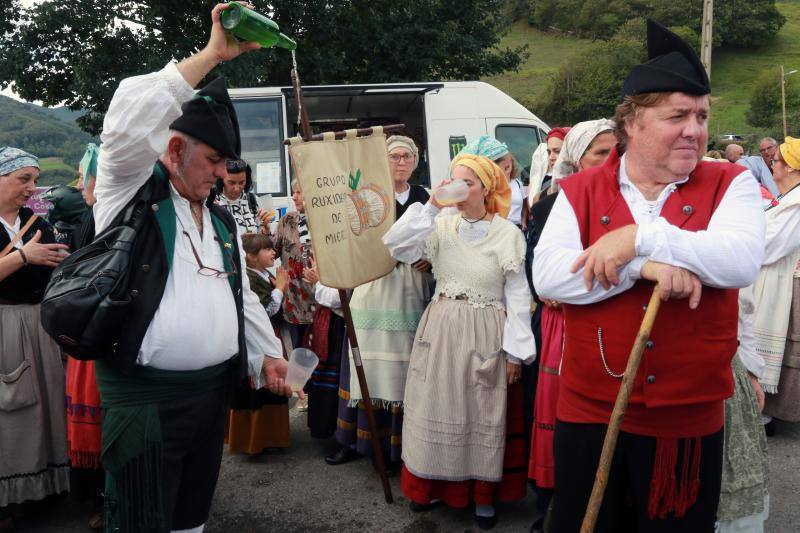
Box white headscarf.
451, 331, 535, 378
551, 118, 615, 191
528, 142, 549, 206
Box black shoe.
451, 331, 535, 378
529, 516, 545, 533
475, 512, 498, 530
325, 447, 360, 466
764, 420, 776, 437
409, 500, 443, 513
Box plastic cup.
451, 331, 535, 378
434, 180, 469, 206
256, 193, 273, 213
285, 348, 319, 391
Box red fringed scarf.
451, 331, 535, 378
648, 436, 702, 520
65, 358, 102, 470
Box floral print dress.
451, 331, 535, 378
273, 211, 315, 325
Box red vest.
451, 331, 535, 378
557, 149, 741, 437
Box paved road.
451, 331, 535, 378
13, 410, 800, 532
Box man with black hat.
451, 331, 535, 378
532, 21, 765, 532
93, 4, 292, 532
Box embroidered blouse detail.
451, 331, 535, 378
427, 215, 525, 310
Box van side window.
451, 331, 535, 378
231, 98, 287, 197
495, 125, 539, 185
537, 128, 548, 144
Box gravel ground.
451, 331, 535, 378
11, 409, 800, 532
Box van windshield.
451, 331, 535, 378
495, 124, 542, 185
232, 98, 287, 197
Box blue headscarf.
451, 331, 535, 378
0, 146, 39, 176
79, 143, 100, 188
458, 135, 509, 162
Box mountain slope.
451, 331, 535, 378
0, 95, 97, 185
485, 0, 800, 137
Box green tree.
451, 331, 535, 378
0, 0, 19, 34
535, 18, 646, 125
746, 67, 800, 137
528, 0, 784, 48
0, 0, 526, 135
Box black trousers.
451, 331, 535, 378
158, 386, 228, 530
550, 420, 723, 533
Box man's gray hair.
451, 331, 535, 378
760, 137, 778, 147
166, 130, 200, 171
725, 144, 742, 156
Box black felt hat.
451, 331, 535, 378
622, 20, 710, 98
170, 77, 241, 159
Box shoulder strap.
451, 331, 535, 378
247, 192, 259, 217
1, 215, 38, 258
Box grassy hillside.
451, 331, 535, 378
483, 20, 594, 112
0, 95, 96, 185
710, 0, 800, 137
37, 157, 78, 187
38, 157, 75, 173
485, 0, 800, 138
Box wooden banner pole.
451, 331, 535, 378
290, 66, 394, 504
580, 286, 662, 532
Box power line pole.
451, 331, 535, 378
701, 0, 713, 77
782, 65, 788, 139
782, 66, 799, 138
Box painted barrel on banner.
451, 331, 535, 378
345, 184, 389, 236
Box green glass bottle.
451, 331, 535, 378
220, 2, 297, 51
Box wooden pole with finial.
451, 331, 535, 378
289, 56, 394, 504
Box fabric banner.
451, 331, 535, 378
288, 127, 396, 289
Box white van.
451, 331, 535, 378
228, 81, 549, 214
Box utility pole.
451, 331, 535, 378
700, 0, 713, 78
782, 66, 799, 138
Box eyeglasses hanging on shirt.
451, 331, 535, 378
181, 230, 239, 279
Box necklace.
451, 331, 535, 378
767, 180, 800, 210
461, 210, 488, 224
777, 180, 800, 201
190, 202, 204, 234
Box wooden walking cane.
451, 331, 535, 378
290, 65, 394, 504
580, 285, 663, 533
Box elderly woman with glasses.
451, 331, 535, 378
325, 135, 432, 470
753, 137, 800, 430
0, 147, 70, 529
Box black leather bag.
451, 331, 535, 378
40, 200, 144, 360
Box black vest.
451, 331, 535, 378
396, 184, 430, 220
0, 208, 56, 304
105, 162, 247, 378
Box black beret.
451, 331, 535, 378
170, 77, 241, 159
622, 20, 710, 98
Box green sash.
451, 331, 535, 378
96, 338, 230, 531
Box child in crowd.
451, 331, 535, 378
226, 233, 291, 454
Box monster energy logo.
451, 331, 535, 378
449, 136, 467, 160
